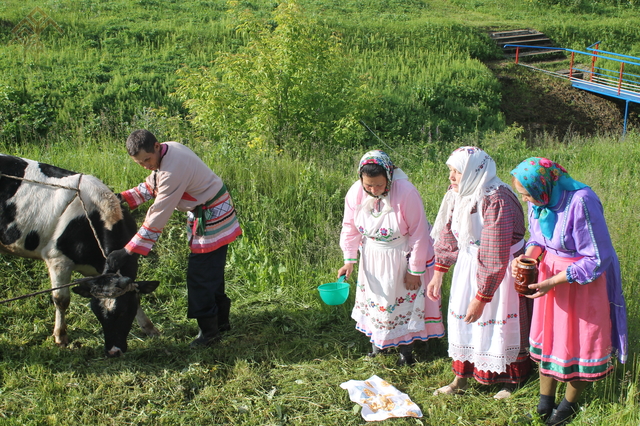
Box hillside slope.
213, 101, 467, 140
492, 63, 639, 139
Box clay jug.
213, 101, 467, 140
514, 257, 538, 295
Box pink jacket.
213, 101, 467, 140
340, 177, 435, 275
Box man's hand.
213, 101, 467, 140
105, 248, 134, 273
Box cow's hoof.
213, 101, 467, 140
54, 335, 69, 347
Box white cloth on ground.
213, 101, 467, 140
340, 375, 422, 421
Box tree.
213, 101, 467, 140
174, 0, 374, 152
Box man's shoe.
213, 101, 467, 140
190, 316, 221, 348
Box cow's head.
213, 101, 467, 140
72, 274, 159, 357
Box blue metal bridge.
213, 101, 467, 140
504, 42, 640, 135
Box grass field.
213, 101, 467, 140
1, 0, 640, 425
1, 133, 639, 425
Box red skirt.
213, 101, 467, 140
452, 353, 531, 384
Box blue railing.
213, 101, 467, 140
504, 42, 640, 135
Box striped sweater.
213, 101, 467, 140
121, 142, 241, 255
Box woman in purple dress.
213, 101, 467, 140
510, 157, 628, 426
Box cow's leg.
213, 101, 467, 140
135, 304, 160, 337
45, 258, 73, 346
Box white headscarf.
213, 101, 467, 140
430, 146, 508, 249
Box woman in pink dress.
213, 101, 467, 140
338, 150, 444, 366
511, 157, 628, 426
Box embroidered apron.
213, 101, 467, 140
351, 196, 429, 346
447, 209, 523, 373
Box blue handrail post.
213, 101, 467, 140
623, 100, 629, 138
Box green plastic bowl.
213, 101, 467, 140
318, 275, 349, 305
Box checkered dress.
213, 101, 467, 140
434, 186, 532, 383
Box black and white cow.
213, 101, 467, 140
0, 153, 159, 357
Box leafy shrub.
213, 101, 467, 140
174, 0, 376, 153
0, 85, 56, 142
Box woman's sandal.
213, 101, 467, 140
433, 384, 467, 396
493, 384, 517, 400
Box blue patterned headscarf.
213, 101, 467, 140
358, 150, 394, 198
511, 157, 588, 239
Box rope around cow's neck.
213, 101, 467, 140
0, 172, 109, 259
0, 276, 137, 304
0, 281, 78, 304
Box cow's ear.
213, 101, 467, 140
72, 283, 93, 298
135, 280, 160, 294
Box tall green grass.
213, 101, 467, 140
3, 0, 639, 145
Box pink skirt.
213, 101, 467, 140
529, 251, 613, 382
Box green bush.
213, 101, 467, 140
174, 0, 376, 153
0, 85, 56, 141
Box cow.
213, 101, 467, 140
0, 153, 159, 357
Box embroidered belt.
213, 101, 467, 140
192, 184, 227, 236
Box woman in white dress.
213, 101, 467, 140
427, 146, 532, 399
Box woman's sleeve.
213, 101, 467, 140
339, 182, 362, 264
475, 192, 516, 302
434, 220, 459, 273
400, 182, 433, 275
566, 191, 615, 284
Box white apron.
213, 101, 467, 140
448, 208, 523, 373
351, 195, 440, 347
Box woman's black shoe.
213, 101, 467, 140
546, 408, 577, 426
396, 343, 415, 366
537, 408, 553, 423
367, 343, 387, 357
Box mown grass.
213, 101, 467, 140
1, 0, 640, 424
1, 131, 639, 425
